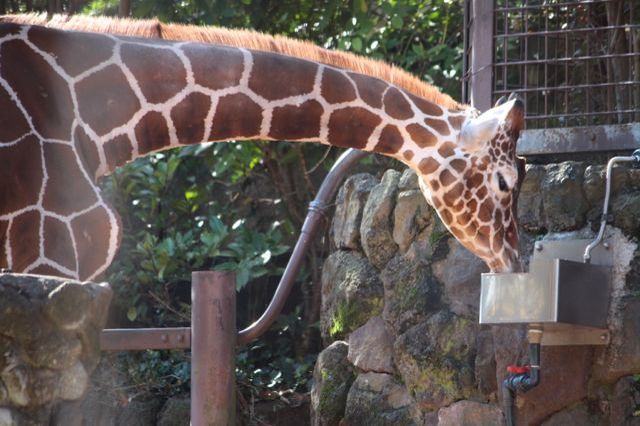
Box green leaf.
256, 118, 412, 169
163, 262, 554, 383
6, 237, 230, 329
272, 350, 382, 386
391, 15, 404, 30
127, 306, 138, 322
351, 37, 363, 52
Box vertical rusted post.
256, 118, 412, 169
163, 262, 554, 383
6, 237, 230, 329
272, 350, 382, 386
471, 0, 494, 112
191, 271, 236, 426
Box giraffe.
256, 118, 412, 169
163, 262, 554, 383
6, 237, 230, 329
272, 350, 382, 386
0, 15, 525, 281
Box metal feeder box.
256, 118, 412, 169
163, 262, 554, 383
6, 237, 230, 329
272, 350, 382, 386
479, 239, 612, 346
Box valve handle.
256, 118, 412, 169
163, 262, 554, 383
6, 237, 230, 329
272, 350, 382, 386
506, 365, 531, 374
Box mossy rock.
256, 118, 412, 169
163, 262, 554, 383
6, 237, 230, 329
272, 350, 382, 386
394, 311, 478, 410
320, 251, 384, 343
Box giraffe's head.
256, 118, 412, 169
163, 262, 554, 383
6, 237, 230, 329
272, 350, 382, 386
418, 96, 526, 273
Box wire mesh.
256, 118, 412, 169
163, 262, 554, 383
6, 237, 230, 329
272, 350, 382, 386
467, 0, 640, 130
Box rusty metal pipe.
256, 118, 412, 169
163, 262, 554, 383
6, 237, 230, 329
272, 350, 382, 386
237, 148, 368, 345
191, 271, 236, 425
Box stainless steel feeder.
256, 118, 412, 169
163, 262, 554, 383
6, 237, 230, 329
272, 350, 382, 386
479, 239, 612, 346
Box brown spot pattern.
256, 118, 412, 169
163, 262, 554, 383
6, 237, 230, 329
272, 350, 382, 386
424, 118, 450, 136
418, 157, 440, 175
104, 135, 133, 172
437, 142, 456, 158
321, 68, 356, 104
1, 40, 74, 140
210, 93, 262, 140
43, 216, 76, 271
0, 220, 8, 268
10, 211, 40, 272
270, 100, 323, 140
450, 159, 467, 173
0, 84, 29, 142
76, 64, 140, 136
407, 124, 437, 148
122, 43, 187, 104
71, 206, 113, 280
448, 115, 465, 130
74, 126, 100, 179
383, 87, 413, 120
407, 94, 443, 116
249, 51, 317, 101
403, 150, 414, 161
374, 125, 403, 154
349, 73, 387, 108
443, 183, 464, 206
171, 92, 211, 145
28, 26, 115, 77
327, 107, 381, 149
184, 44, 244, 91
42, 143, 98, 215
0, 136, 43, 215
439, 169, 456, 187
135, 111, 171, 155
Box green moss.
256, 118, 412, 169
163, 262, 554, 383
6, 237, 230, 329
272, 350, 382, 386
329, 297, 384, 340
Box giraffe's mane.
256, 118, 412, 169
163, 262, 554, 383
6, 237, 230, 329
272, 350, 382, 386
1, 13, 465, 111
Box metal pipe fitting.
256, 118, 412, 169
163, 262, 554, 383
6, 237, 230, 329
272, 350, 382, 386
584, 150, 640, 263
503, 327, 542, 426
237, 149, 368, 345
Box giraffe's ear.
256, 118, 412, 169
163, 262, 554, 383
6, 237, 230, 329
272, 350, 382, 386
459, 115, 500, 152
459, 99, 523, 152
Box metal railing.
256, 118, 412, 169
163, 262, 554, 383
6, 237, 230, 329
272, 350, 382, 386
99, 148, 367, 425
464, 0, 640, 155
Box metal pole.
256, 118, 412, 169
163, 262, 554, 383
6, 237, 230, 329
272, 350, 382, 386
470, 0, 494, 112
191, 271, 236, 426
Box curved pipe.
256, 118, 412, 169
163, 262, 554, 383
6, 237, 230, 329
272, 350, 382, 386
237, 148, 368, 345
584, 149, 640, 263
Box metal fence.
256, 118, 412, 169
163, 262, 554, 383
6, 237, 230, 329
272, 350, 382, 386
464, 0, 640, 155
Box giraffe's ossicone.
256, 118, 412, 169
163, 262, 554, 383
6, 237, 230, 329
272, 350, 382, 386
0, 15, 525, 281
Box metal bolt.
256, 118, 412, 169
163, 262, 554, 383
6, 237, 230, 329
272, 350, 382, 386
177, 334, 185, 343
535, 243, 543, 251
600, 333, 608, 341
161, 334, 168, 343
603, 242, 610, 250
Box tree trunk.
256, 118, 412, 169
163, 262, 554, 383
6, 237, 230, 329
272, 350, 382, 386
119, 0, 131, 17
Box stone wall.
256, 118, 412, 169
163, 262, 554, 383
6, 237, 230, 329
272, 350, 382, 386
0, 274, 112, 425
311, 162, 640, 425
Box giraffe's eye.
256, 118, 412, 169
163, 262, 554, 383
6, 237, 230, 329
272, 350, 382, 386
497, 172, 509, 192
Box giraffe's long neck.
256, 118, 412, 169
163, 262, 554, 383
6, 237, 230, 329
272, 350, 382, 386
0, 24, 467, 179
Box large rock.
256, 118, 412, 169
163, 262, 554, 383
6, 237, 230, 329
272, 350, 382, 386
310, 341, 355, 426
347, 316, 394, 374
437, 400, 504, 426
394, 312, 478, 411
432, 238, 487, 319
343, 372, 416, 426
474, 328, 497, 397
360, 169, 401, 269
381, 252, 441, 334
611, 192, 640, 235
511, 346, 594, 425
539, 402, 597, 425
157, 397, 190, 426
517, 164, 545, 232
541, 162, 587, 231
583, 164, 630, 207
331, 173, 379, 251
608, 375, 640, 426
320, 251, 384, 343
392, 189, 431, 253
0, 273, 112, 423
